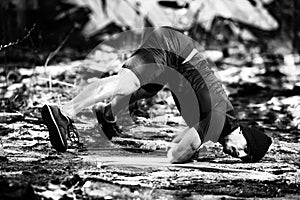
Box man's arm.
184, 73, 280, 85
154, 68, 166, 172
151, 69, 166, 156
167, 127, 201, 163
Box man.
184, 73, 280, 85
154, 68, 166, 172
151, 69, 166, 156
42, 27, 272, 163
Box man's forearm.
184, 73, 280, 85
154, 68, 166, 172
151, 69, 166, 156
167, 127, 201, 163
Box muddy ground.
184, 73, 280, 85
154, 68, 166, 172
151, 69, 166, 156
0, 50, 300, 199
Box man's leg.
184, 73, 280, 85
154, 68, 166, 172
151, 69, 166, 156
62, 75, 116, 117
42, 68, 141, 152
93, 83, 164, 139
62, 68, 141, 118
105, 83, 164, 119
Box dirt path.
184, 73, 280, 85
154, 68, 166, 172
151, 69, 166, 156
1, 58, 300, 199
1, 122, 299, 199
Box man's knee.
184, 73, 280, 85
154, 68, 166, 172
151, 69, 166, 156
115, 68, 141, 96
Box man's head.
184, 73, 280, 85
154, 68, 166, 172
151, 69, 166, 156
219, 126, 272, 162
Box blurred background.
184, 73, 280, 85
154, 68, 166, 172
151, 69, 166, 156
1, 0, 300, 64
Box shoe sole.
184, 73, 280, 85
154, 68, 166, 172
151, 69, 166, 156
93, 105, 114, 140
42, 105, 67, 152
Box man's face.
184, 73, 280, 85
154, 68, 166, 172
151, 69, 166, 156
219, 128, 248, 158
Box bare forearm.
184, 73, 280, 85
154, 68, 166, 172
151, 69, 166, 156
167, 127, 202, 163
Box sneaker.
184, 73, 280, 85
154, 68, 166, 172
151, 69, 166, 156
93, 103, 122, 140
41, 105, 79, 152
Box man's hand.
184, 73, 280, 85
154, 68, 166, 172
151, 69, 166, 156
167, 127, 201, 163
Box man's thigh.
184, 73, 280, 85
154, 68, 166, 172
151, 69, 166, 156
122, 49, 165, 86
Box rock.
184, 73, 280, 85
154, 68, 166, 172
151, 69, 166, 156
0, 112, 24, 123
0, 180, 37, 200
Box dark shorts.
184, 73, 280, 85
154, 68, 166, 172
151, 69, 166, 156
123, 48, 236, 142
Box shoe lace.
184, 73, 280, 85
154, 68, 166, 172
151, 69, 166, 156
67, 122, 79, 143
67, 120, 85, 150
